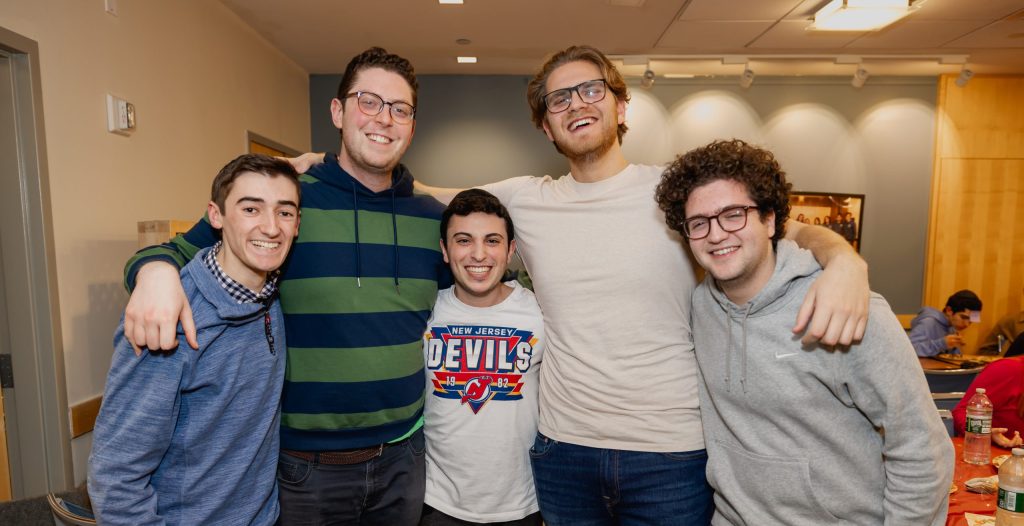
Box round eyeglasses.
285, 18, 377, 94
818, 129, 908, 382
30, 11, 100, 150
343, 91, 415, 124
543, 79, 608, 114
683, 205, 758, 240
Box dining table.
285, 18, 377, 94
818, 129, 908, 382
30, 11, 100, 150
947, 436, 1011, 526
921, 355, 993, 394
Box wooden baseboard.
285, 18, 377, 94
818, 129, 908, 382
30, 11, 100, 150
70, 395, 102, 439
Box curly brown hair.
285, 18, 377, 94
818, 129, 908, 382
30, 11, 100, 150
655, 139, 791, 246
526, 45, 629, 152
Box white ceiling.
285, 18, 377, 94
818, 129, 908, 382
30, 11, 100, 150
220, 0, 1024, 78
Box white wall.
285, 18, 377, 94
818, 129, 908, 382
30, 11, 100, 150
1, 0, 310, 483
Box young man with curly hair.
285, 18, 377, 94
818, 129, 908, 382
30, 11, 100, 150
655, 139, 954, 526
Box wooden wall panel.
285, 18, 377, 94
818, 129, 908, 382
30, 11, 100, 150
937, 76, 1024, 160
925, 74, 1024, 353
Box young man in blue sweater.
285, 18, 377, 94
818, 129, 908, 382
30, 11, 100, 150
88, 154, 301, 525
909, 289, 983, 356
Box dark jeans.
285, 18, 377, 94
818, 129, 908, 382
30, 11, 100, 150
529, 433, 713, 526
419, 505, 543, 526
277, 428, 426, 525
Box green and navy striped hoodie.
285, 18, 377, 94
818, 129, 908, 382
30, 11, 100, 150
125, 154, 450, 450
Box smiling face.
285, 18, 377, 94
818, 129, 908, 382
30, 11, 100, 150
685, 179, 776, 305
541, 60, 625, 163
208, 172, 300, 292
331, 67, 416, 183
441, 212, 516, 308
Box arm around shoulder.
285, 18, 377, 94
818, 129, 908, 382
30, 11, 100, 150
785, 220, 869, 346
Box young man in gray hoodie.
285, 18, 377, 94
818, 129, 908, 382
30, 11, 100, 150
655, 139, 954, 526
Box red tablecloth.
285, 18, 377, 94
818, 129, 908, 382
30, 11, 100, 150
947, 437, 1010, 526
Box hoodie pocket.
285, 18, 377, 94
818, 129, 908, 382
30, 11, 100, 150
710, 440, 846, 525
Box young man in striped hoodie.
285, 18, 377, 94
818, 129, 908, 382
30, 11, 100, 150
120, 48, 447, 524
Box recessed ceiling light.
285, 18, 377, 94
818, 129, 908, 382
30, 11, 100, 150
457, 56, 477, 64
439, 0, 464, 4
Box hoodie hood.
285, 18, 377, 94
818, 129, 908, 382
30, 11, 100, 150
703, 239, 821, 393
307, 153, 414, 289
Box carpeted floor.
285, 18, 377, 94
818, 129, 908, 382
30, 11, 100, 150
0, 489, 89, 525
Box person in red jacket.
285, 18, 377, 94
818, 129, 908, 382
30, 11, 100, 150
953, 356, 1024, 447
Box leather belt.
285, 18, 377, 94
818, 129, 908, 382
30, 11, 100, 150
283, 442, 393, 465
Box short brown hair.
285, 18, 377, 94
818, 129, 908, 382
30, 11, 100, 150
337, 47, 418, 108
655, 139, 791, 247
527, 45, 629, 148
211, 154, 301, 212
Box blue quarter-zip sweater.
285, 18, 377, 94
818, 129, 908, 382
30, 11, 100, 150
90, 247, 285, 525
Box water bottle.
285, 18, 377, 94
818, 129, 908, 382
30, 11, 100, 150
965, 388, 993, 465
997, 448, 1024, 525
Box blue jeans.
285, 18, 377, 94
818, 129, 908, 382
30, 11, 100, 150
276, 428, 426, 525
529, 433, 713, 526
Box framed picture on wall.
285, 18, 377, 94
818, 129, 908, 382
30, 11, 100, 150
789, 192, 864, 252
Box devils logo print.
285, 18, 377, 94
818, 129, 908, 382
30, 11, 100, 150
424, 325, 537, 414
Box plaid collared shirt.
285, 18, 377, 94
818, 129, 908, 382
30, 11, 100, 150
203, 241, 279, 304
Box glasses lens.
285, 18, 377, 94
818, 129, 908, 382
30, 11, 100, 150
545, 89, 573, 113
684, 218, 710, 239
390, 102, 415, 123
356, 92, 384, 116
719, 207, 750, 232
579, 80, 606, 103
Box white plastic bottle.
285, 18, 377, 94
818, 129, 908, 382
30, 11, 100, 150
997, 448, 1024, 525
964, 388, 993, 465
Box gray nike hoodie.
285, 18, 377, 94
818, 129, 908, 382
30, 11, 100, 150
692, 240, 954, 526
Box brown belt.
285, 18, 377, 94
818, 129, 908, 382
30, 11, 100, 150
282, 443, 389, 465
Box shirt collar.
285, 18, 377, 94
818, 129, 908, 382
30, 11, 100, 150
203, 241, 279, 304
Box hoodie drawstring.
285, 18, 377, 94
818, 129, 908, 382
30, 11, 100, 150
391, 189, 400, 293
351, 178, 402, 292
352, 180, 362, 288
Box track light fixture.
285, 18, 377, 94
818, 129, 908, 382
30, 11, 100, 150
955, 65, 974, 88
739, 65, 755, 89
641, 68, 655, 89
851, 66, 869, 88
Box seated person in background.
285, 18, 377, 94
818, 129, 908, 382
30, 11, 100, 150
88, 154, 301, 525
909, 289, 983, 357
421, 189, 545, 525
953, 356, 1024, 448
977, 293, 1024, 355
655, 139, 953, 526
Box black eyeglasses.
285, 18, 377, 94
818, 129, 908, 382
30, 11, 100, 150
543, 79, 608, 114
683, 205, 758, 240
343, 91, 416, 124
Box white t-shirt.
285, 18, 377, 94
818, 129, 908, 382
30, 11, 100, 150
483, 164, 703, 453
422, 282, 545, 522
